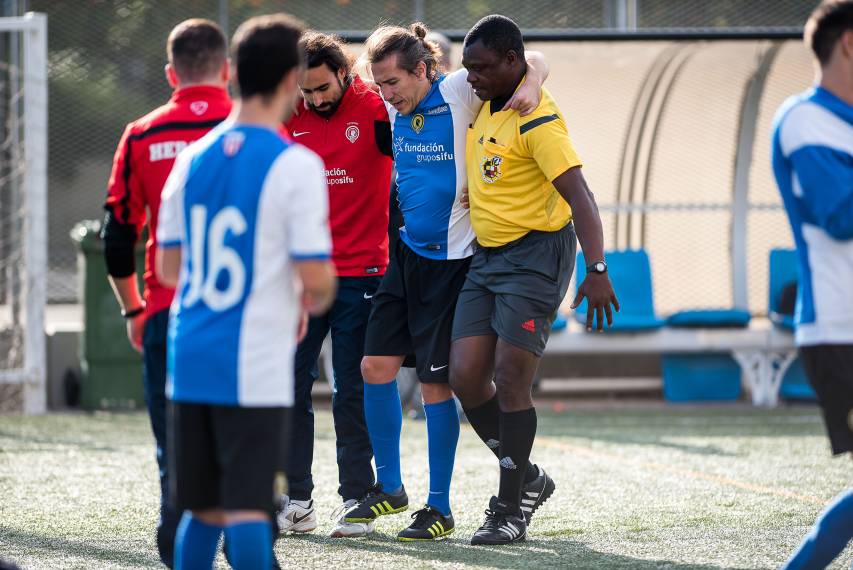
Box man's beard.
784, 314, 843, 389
308, 76, 350, 118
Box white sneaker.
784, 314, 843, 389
330, 499, 375, 538
277, 497, 317, 534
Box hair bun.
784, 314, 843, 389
410, 22, 429, 39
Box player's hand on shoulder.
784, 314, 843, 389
503, 81, 541, 117
571, 274, 619, 333
460, 187, 470, 209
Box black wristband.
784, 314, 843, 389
121, 306, 145, 319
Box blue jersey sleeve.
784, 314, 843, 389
790, 145, 853, 240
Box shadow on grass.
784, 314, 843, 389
281, 531, 743, 570
0, 526, 160, 568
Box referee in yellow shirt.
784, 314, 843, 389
449, 15, 619, 546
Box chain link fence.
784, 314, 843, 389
4, 0, 817, 305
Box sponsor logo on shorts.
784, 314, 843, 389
486, 438, 500, 449
365, 266, 380, 274
521, 319, 536, 333
430, 364, 448, 372
363, 292, 374, 300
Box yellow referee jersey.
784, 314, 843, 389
466, 86, 582, 247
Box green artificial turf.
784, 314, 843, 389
1, 406, 850, 568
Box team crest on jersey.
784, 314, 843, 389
345, 122, 360, 143
481, 155, 503, 183
223, 131, 245, 157
411, 113, 425, 134
190, 101, 208, 116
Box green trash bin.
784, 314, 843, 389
70, 220, 145, 410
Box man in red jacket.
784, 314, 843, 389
279, 31, 394, 539
101, 19, 231, 567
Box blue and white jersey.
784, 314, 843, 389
771, 86, 853, 346
387, 69, 482, 260
157, 123, 331, 406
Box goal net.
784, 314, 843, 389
0, 13, 47, 414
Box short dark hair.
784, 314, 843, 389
301, 31, 354, 76
805, 0, 853, 66
231, 14, 305, 99
167, 19, 227, 83
365, 22, 442, 81
463, 14, 524, 58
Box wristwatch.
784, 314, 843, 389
586, 261, 607, 274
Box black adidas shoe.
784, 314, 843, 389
344, 484, 408, 523
397, 505, 454, 541
470, 496, 527, 545
520, 464, 555, 524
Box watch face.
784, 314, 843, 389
594, 262, 606, 273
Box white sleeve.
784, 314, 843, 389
274, 145, 332, 260
439, 68, 482, 115
156, 149, 191, 248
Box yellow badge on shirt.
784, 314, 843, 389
411, 114, 425, 134
481, 155, 503, 184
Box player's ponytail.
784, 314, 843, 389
365, 23, 440, 82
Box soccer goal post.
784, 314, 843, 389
0, 12, 47, 414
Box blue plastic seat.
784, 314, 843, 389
574, 249, 664, 332
768, 248, 798, 331
666, 309, 751, 329
767, 248, 815, 400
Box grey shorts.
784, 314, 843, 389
451, 223, 576, 357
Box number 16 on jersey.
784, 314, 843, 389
183, 205, 248, 312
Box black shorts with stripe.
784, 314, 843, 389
452, 223, 576, 357
363, 239, 471, 383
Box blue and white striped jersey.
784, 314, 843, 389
387, 69, 482, 260
157, 123, 331, 406
772, 86, 853, 346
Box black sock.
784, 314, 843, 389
464, 396, 538, 483
497, 407, 537, 511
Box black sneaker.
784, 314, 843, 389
520, 464, 555, 524
397, 506, 455, 541
344, 484, 408, 523
470, 496, 527, 545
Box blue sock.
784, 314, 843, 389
424, 398, 459, 516
783, 489, 853, 569
174, 512, 222, 570
224, 520, 272, 570
364, 380, 403, 493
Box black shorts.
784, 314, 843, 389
800, 344, 853, 456
452, 223, 576, 357
167, 402, 291, 512
364, 239, 472, 382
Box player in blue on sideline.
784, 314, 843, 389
772, 1, 853, 568
155, 14, 336, 570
